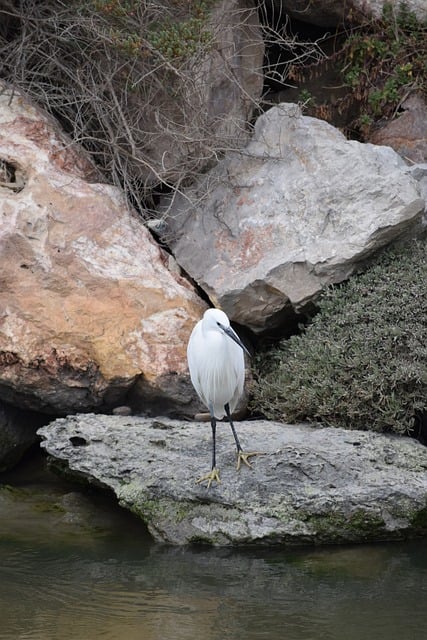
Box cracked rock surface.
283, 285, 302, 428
39, 414, 427, 546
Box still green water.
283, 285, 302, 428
1, 454, 426, 640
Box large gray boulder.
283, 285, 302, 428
164, 103, 424, 333
39, 414, 427, 546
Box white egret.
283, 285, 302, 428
187, 308, 260, 488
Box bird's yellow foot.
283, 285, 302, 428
236, 451, 265, 471
196, 467, 221, 489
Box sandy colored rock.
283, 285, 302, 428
0, 84, 206, 414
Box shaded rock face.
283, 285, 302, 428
0, 401, 46, 471
140, 0, 264, 186
408, 164, 427, 221
0, 85, 207, 415
164, 103, 424, 333
39, 414, 427, 546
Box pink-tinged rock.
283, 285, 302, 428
370, 94, 427, 164
0, 84, 206, 415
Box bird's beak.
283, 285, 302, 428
220, 323, 251, 358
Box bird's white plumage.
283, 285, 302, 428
187, 308, 245, 419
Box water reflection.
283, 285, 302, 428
1, 457, 426, 640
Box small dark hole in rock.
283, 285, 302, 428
70, 436, 88, 447
0, 158, 26, 192
149, 439, 166, 447
151, 421, 171, 430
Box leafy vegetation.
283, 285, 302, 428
92, 0, 214, 61
340, 1, 426, 137
252, 239, 427, 435
292, 2, 426, 140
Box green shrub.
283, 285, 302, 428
252, 239, 427, 434
339, 1, 427, 139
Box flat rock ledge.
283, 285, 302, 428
38, 414, 427, 546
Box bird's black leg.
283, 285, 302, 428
224, 402, 243, 453
210, 414, 217, 471
196, 408, 221, 488
224, 403, 262, 471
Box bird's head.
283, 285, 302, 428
202, 308, 230, 330
202, 309, 250, 357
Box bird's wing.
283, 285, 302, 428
227, 338, 245, 413
187, 320, 207, 403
